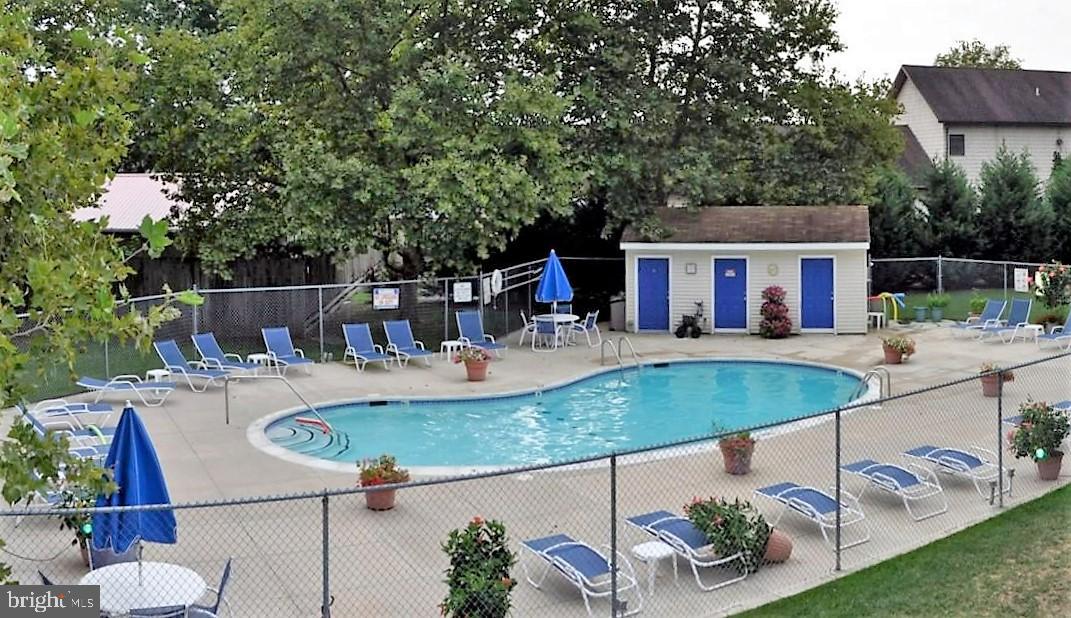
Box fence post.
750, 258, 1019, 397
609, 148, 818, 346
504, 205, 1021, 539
610, 453, 618, 617
997, 373, 1005, 508
317, 286, 325, 362
443, 278, 450, 343
192, 284, 200, 334
936, 256, 943, 293
1003, 263, 1009, 300
834, 407, 842, 571
322, 493, 331, 618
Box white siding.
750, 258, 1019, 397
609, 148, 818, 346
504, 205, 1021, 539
895, 78, 945, 160
947, 124, 1070, 186
624, 248, 868, 335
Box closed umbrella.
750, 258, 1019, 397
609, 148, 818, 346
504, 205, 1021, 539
92, 403, 176, 583
535, 249, 574, 313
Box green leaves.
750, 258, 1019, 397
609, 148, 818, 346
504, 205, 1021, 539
174, 289, 205, 306
138, 215, 172, 257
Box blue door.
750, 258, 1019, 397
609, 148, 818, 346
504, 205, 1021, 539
714, 259, 748, 329
637, 258, 669, 330
801, 258, 835, 329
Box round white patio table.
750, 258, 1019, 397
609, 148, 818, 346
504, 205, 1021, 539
533, 314, 579, 347
81, 561, 206, 615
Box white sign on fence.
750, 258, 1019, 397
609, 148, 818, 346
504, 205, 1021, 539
372, 287, 400, 310
452, 282, 472, 303
1014, 268, 1030, 293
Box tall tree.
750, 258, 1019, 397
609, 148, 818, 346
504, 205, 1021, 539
868, 167, 927, 257
976, 147, 1051, 261
1046, 159, 1071, 261
934, 40, 1022, 69
921, 159, 978, 258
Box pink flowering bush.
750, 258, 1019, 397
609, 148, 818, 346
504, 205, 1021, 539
759, 286, 791, 339
1033, 262, 1071, 310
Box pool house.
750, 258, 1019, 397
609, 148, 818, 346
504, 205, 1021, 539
620, 205, 870, 334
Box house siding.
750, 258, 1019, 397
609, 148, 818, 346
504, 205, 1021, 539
624, 248, 868, 334
947, 124, 1070, 185
895, 78, 945, 160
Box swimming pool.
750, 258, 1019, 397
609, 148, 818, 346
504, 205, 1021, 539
259, 360, 862, 470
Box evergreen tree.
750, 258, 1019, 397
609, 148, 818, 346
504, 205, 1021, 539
868, 166, 927, 257
921, 159, 978, 258
1047, 159, 1071, 261
977, 147, 1052, 261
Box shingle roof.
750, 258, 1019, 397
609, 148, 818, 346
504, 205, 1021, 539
893, 65, 1071, 126
621, 206, 870, 244
895, 126, 934, 187
71, 173, 186, 232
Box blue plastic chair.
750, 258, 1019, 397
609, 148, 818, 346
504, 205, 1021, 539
261, 327, 315, 374
841, 459, 948, 521
754, 482, 871, 549
154, 339, 230, 391
383, 320, 433, 367
192, 333, 261, 373
521, 535, 641, 616
188, 558, 232, 617
456, 311, 507, 357
625, 510, 747, 591
341, 323, 393, 371
949, 299, 1006, 336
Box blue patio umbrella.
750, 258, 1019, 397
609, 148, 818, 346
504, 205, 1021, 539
92, 403, 176, 575
535, 250, 573, 312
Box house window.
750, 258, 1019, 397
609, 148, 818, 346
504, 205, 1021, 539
948, 134, 965, 157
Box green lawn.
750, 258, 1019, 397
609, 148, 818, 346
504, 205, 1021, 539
744, 484, 1071, 617
893, 288, 1060, 323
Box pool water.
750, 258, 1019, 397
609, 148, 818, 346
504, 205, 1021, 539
264, 361, 860, 468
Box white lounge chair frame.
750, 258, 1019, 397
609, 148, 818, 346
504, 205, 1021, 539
384, 322, 432, 367
28, 399, 114, 428
756, 485, 871, 549
845, 462, 948, 522
154, 341, 229, 392
521, 539, 642, 616
531, 318, 563, 352
518, 311, 537, 345
626, 514, 747, 592
456, 311, 507, 358
904, 445, 1013, 499
569, 311, 602, 347
192, 333, 260, 374
78, 375, 174, 407
341, 324, 393, 371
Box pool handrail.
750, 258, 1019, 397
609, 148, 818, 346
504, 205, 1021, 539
224, 374, 330, 432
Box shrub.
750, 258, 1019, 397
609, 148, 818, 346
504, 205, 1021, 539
968, 291, 987, 315
882, 335, 916, 357
441, 517, 517, 618
1032, 262, 1071, 310
684, 496, 771, 574
759, 286, 791, 339
1008, 401, 1070, 460
358, 455, 410, 487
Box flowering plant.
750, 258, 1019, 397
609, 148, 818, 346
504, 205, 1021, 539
1032, 262, 1071, 310
882, 335, 915, 357
358, 454, 410, 487
1008, 401, 1070, 461
684, 496, 771, 574
717, 432, 756, 454
454, 347, 491, 364
979, 362, 1014, 381
759, 286, 791, 339
440, 517, 516, 618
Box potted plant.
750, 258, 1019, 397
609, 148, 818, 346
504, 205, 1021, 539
684, 496, 791, 573
759, 286, 791, 339
1032, 263, 1071, 321
978, 362, 1014, 397
967, 291, 987, 318
912, 305, 928, 322
358, 455, 410, 511
440, 517, 517, 618
926, 293, 950, 322
717, 432, 756, 475
1008, 401, 1070, 480
881, 335, 915, 364
454, 346, 492, 382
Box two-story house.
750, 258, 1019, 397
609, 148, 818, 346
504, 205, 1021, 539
893, 65, 1071, 186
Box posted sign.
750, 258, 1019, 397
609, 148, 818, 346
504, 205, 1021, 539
373, 287, 400, 310
1014, 268, 1030, 293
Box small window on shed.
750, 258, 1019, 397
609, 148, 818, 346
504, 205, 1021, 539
948, 134, 965, 157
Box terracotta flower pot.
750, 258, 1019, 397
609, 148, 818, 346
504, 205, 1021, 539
1036, 451, 1064, 481
719, 443, 754, 475
763, 528, 793, 563
364, 488, 398, 511
981, 374, 1000, 397
465, 359, 490, 382
882, 344, 903, 365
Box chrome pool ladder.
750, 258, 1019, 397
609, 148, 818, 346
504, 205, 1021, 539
224, 373, 332, 432
601, 336, 641, 369
850, 366, 892, 401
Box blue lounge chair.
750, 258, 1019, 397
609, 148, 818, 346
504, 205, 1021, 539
949, 298, 1006, 336
1037, 312, 1071, 350
341, 323, 393, 371
521, 534, 641, 616
19, 405, 114, 454
904, 445, 1013, 499
154, 339, 230, 391
456, 311, 507, 358
841, 459, 947, 521
188, 558, 232, 618
977, 298, 1031, 342
192, 332, 261, 373
28, 399, 114, 428
625, 510, 747, 591
262, 327, 315, 375
383, 320, 433, 367
755, 483, 870, 548
76, 376, 175, 407
128, 607, 188, 618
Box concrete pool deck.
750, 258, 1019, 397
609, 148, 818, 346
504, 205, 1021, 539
4, 323, 1070, 616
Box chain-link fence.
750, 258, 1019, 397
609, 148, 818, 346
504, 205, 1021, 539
14, 257, 624, 402
4, 353, 1069, 617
